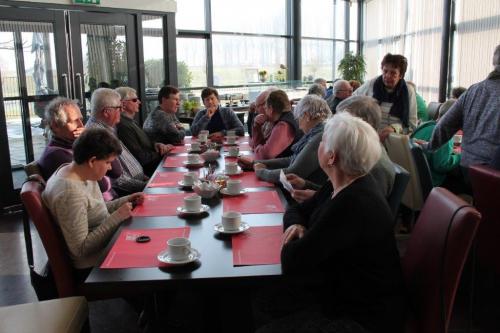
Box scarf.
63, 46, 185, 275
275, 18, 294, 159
289, 122, 324, 164
487, 69, 500, 80
372, 75, 410, 128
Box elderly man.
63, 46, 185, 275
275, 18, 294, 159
115, 86, 173, 176
143, 85, 185, 144
249, 88, 276, 147
38, 97, 119, 200
326, 79, 353, 113
86, 88, 147, 196
428, 44, 500, 187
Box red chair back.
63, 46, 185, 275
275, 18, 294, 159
469, 164, 500, 274
402, 187, 481, 333
20, 178, 77, 298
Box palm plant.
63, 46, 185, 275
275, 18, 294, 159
337, 52, 366, 83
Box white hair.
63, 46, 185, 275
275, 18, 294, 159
90, 88, 121, 117
115, 86, 137, 100
308, 83, 326, 97
44, 97, 80, 130
493, 44, 500, 71
293, 94, 331, 121
336, 96, 382, 130
322, 112, 381, 176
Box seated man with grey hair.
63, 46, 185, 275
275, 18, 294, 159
326, 79, 353, 113
115, 86, 173, 176
287, 95, 396, 203
86, 88, 148, 196
246, 94, 331, 185
307, 83, 326, 98
38, 97, 119, 200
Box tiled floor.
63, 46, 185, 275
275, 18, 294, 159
1, 210, 499, 332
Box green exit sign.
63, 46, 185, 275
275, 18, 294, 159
73, 0, 100, 5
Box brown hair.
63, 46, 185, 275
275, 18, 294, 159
201, 87, 219, 101
158, 85, 180, 104
266, 90, 291, 114
381, 53, 408, 77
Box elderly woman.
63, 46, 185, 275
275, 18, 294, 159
245, 95, 330, 186
354, 53, 417, 137
42, 128, 143, 276
307, 83, 326, 98
257, 113, 406, 333
190, 87, 244, 141
288, 96, 396, 203
115, 86, 172, 176
248, 89, 302, 160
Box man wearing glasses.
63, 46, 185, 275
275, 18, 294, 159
115, 86, 173, 176
86, 88, 148, 196
326, 79, 353, 114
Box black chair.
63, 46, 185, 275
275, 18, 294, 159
410, 143, 433, 203
387, 162, 410, 222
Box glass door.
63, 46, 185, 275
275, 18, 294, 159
0, 8, 68, 208
69, 12, 138, 118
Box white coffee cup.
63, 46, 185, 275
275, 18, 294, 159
222, 211, 242, 231
167, 237, 191, 261
191, 142, 201, 151
226, 136, 237, 145
226, 130, 236, 137
187, 153, 200, 164
183, 172, 197, 186
228, 146, 239, 157
453, 134, 462, 145
198, 133, 208, 142
225, 162, 239, 174
226, 179, 242, 194
199, 130, 209, 135
184, 194, 201, 212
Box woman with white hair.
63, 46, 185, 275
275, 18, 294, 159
244, 94, 331, 185
256, 113, 406, 333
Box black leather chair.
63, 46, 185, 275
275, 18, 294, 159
427, 101, 442, 121
387, 162, 410, 222
410, 143, 433, 203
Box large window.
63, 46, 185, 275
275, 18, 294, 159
363, 0, 443, 102
452, 0, 500, 89
142, 15, 164, 115
301, 0, 357, 82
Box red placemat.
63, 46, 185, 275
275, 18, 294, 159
131, 193, 186, 216
228, 171, 274, 188
223, 190, 284, 214
163, 155, 204, 168
224, 142, 252, 152
148, 171, 198, 188
169, 145, 189, 154
232, 226, 282, 266
100, 227, 190, 269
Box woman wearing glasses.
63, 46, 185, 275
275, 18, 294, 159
115, 87, 173, 176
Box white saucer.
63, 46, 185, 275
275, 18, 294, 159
176, 204, 210, 215
157, 248, 201, 265
226, 153, 239, 158
224, 168, 243, 175
220, 188, 246, 196
214, 222, 250, 234
177, 180, 195, 188
183, 160, 204, 168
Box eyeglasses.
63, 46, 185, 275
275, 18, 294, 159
124, 98, 139, 103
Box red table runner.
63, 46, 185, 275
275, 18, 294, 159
131, 193, 187, 216
232, 226, 282, 266
163, 155, 204, 168
223, 190, 284, 214
148, 171, 199, 188
227, 171, 274, 188
100, 227, 190, 269
169, 145, 189, 154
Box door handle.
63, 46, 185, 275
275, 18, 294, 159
61, 73, 69, 98
75, 73, 84, 104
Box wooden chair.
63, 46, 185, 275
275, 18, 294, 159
402, 187, 481, 333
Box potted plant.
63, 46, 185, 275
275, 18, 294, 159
337, 52, 366, 83
258, 70, 268, 82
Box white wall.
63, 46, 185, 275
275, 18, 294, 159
8, 0, 177, 12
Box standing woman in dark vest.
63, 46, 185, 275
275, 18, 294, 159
251, 89, 302, 160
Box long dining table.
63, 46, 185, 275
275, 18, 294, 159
83, 135, 286, 298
